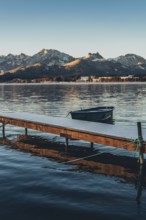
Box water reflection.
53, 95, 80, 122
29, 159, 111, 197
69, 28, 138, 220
135, 165, 145, 205
1, 83, 146, 219
0, 135, 146, 205
1, 83, 146, 126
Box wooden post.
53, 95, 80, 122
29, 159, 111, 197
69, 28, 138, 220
137, 122, 144, 165
136, 164, 144, 204
65, 137, 69, 152
25, 128, 28, 136
91, 142, 94, 151
2, 122, 5, 139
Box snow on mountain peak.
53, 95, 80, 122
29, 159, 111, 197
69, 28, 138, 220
39, 49, 48, 54
26, 49, 75, 67
83, 52, 104, 61
109, 53, 146, 67
1, 50, 146, 74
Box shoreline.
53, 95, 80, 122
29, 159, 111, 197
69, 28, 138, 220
1, 81, 146, 85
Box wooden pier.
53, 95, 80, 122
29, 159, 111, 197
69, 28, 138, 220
0, 112, 146, 163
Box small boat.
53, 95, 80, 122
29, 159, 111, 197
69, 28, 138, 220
70, 106, 114, 123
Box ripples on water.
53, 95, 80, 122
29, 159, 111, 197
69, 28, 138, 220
0, 82, 146, 220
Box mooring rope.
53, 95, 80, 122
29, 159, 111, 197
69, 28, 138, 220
65, 111, 71, 118
61, 141, 134, 165
61, 150, 104, 164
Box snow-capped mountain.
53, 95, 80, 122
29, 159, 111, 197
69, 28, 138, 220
64, 51, 104, 68
64, 56, 130, 76
0, 49, 74, 72
82, 52, 104, 61
109, 54, 146, 67
0, 53, 30, 72
27, 49, 74, 66
0, 49, 146, 82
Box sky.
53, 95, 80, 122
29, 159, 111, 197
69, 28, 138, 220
0, 0, 146, 58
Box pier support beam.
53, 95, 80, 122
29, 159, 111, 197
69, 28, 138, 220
25, 128, 28, 136
90, 142, 94, 151
137, 122, 144, 165
65, 137, 69, 152
2, 123, 5, 139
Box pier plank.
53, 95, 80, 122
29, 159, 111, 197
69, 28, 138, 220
0, 112, 146, 152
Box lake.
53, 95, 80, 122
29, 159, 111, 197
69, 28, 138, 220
0, 82, 146, 220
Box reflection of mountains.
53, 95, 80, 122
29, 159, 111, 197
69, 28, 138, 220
0, 84, 145, 119
1, 135, 146, 187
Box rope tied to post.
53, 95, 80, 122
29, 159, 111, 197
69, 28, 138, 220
133, 137, 143, 151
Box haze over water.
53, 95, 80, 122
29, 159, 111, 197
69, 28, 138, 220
0, 82, 146, 220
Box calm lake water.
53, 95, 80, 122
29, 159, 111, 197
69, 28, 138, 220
0, 82, 146, 220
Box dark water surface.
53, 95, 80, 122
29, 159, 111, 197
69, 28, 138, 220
0, 82, 146, 220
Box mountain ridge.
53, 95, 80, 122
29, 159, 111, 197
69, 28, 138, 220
0, 49, 146, 82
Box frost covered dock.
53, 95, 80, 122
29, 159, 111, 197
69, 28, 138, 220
0, 112, 146, 161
